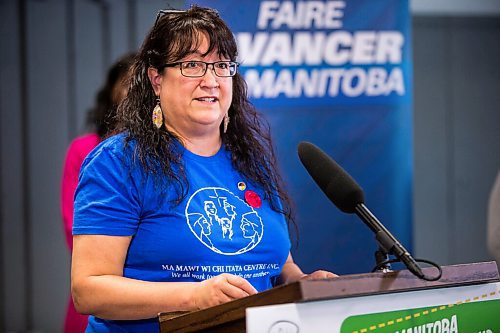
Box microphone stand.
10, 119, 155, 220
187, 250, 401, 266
374, 246, 392, 273
355, 203, 424, 279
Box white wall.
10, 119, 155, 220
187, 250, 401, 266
411, 0, 500, 16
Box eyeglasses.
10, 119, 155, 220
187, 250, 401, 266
159, 61, 239, 77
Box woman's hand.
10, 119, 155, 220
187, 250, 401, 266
279, 253, 339, 284
192, 273, 258, 310
299, 270, 338, 280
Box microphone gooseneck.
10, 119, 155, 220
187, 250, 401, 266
298, 141, 439, 280
354, 203, 424, 278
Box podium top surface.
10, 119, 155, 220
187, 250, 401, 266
159, 261, 499, 333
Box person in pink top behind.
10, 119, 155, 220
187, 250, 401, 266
60, 53, 135, 333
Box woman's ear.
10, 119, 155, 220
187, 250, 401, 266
147, 67, 162, 95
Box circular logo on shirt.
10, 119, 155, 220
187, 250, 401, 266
185, 187, 264, 255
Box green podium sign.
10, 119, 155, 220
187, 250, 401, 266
246, 282, 500, 332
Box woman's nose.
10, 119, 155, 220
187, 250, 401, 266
200, 64, 219, 88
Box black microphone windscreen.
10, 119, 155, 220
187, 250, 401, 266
297, 141, 365, 213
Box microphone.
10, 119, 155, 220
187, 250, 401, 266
297, 141, 424, 279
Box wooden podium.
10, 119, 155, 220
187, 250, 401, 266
158, 261, 500, 333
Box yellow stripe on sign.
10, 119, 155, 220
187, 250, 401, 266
350, 290, 500, 333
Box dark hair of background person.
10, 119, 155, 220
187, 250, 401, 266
87, 52, 136, 138
116, 6, 296, 230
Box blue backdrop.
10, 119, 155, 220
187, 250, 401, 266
188, 0, 413, 274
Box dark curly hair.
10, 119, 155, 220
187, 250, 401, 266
116, 5, 294, 225
87, 52, 136, 138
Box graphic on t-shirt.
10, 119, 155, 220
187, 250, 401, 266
186, 187, 264, 255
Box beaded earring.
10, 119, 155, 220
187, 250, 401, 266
223, 112, 230, 133
152, 97, 163, 129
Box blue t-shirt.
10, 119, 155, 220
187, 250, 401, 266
73, 134, 291, 332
